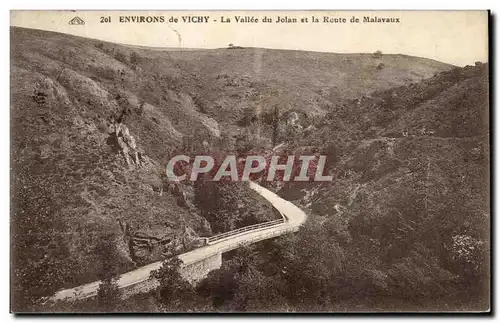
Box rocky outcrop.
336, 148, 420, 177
104, 122, 212, 265
168, 182, 197, 210
108, 122, 150, 169
167, 181, 213, 235
119, 219, 207, 266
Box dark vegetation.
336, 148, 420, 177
10, 26, 488, 312
264, 62, 490, 311
123, 62, 488, 313
373, 50, 383, 59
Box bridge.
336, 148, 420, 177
49, 182, 307, 302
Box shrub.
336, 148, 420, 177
114, 51, 128, 64
151, 258, 195, 310
238, 106, 257, 126
95, 67, 115, 80
227, 43, 244, 49
130, 51, 141, 65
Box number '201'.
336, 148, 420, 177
100, 16, 111, 23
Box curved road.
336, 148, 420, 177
49, 182, 307, 302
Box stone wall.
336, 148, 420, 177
180, 253, 222, 283
120, 252, 222, 298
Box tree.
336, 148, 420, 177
232, 266, 287, 312
150, 258, 195, 311
90, 232, 123, 311
373, 50, 383, 59
96, 277, 121, 312
196, 247, 258, 310
197, 266, 238, 309
278, 221, 344, 309
95, 233, 121, 280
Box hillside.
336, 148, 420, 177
11, 27, 454, 146
10, 26, 455, 311
260, 62, 490, 311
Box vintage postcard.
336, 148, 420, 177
10, 10, 490, 313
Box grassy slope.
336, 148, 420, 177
10, 26, 453, 308
134, 44, 454, 125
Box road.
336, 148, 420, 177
49, 182, 307, 302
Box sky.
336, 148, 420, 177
10, 10, 489, 66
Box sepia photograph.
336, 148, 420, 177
9, 9, 490, 313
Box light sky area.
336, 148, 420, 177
11, 10, 489, 66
